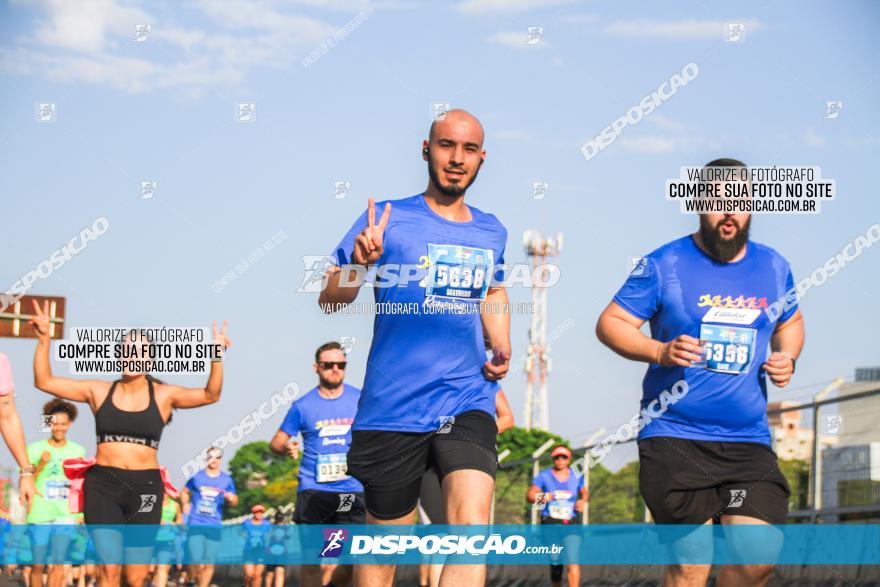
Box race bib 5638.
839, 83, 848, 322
425, 244, 493, 301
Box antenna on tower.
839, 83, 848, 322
522, 230, 562, 431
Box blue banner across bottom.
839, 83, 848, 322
0, 524, 877, 565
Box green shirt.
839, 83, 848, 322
27, 438, 86, 523
157, 499, 179, 541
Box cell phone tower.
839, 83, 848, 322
522, 230, 563, 431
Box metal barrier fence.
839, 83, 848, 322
1, 386, 876, 527
495, 385, 880, 525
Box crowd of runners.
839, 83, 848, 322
0, 110, 804, 587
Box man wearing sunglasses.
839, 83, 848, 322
527, 446, 587, 587
270, 341, 364, 587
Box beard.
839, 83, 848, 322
318, 375, 343, 390
428, 158, 482, 197
699, 216, 751, 262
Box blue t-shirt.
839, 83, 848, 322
185, 469, 236, 525
279, 384, 364, 493
533, 467, 583, 520
241, 518, 271, 548
614, 235, 798, 445
332, 194, 507, 432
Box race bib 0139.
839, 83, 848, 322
425, 244, 493, 301
316, 453, 349, 483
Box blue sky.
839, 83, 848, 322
1, 0, 879, 482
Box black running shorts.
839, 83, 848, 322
83, 465, 163, 526
638, 437, 791, 525
292, 490, 366, 525
348, 410, 497, 520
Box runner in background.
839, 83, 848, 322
68, 523, 90, 587
29, 304, 231, 587
262, 512, 288, 587
26, 399, 85, 587
270, 341, 364, 587
1, 512, 15, 580
182, 446, 237, 587
527, 445, 587, 587
241, 504, 269, 587
0, 352, 36, 511
152, 491, 182, 587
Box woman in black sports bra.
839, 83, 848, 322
29, 300, 231, 587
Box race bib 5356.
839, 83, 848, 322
694, 324, 756, 374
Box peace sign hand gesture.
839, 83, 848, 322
212, 320, 231, 350
29, 300, 52, 340
352, 198, 392, 267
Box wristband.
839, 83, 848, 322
20, 465, 36, 477
655, 342, 663, 365
780, 352, 797, 373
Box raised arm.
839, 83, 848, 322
30, 300, 100, 405
168, 321, 230, 409
318, 198, 391, 312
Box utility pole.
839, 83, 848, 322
523, 230, 562, 431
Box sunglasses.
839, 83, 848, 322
318, 361, 347, 370
552, 454, 570, 460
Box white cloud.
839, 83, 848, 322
620, 136, 675, 153
27, 0, 152, 53
458, 0, 573, 15
192, 0, 334, 42
1, 0, 362, 95
647, 114, 686, 133
603, 19, 762, 40
150, 27, 208, 53
2, 47, 244, 96
560, 13, 599, 24
487, 30, 549, 48
803, 127, 827, 148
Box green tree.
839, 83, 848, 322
588, 460, 644, 523
227, 441, 298, 517
493, 427, 567, 524
778, 458, 809, 511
